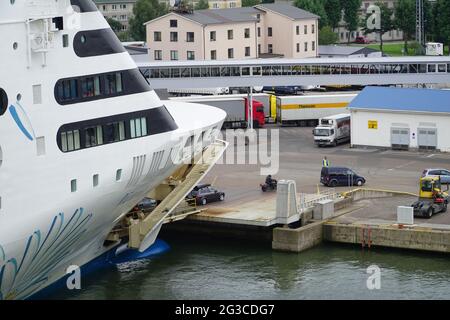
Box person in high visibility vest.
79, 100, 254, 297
322, 156, 330, 167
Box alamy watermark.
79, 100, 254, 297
366, 265, 381, 290
366, 5, 381, 30
66, 265, 81, 290
168, 128, 280, 176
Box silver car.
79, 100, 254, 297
422, 169, 450, 184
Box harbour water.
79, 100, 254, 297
50, 235, 450, 300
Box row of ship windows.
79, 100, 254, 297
61, 117, 148, 152
54, 68, 151, 105
56, 72, 123, 103
70, 169, 122, 193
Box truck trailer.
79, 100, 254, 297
313, 114, 351, 147
276, 93, 357, 127
168, 96, 265, 129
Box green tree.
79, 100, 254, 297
433, 0, 450, 48
395, 0, 415, 55
106, 17, 123, 33
242, 0, 261, 7
195, 0, 209, 10
341, 0, 361, 44
129, 0, 168, 41
294, 0, 329, 28
363, 1, 395, 52
319, 25, 339, 44
324, 0, 342, 30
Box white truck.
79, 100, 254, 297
313, 114, 351, 147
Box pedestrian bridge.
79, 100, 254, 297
134, 56, 450, 89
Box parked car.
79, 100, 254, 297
320, 167, 366, 187
422, 169, 450, 184
133, 197, 158, 212
186, 184, 225, 205
355, 36, 370, 44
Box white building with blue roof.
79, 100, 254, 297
349, 87, 450, 152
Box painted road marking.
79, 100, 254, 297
388, 161, 416, 171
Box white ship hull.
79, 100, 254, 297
0, 0, 225, 299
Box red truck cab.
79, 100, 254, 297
244, 98, 265, 128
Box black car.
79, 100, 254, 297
187, 184, 225, 205
133, 197, 158, 212
321, 167, 366, 187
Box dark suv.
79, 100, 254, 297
186, 184, 225, 205
321, 167, 366, 187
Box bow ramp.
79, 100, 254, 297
127, 139, 228, 252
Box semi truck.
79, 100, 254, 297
313, 114, 351, 147
276, 93, 357, 127
168, 96, 265, 129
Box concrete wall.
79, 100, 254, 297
323, 223, 450, 253
351, 109, 450, 152
272, 221, 323, 252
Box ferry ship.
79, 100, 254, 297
0, 0, 225, 299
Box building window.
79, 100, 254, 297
170, 32, 178, 42
268, 44, 273, 54
85, 125, 103, 148
229, 2, 236, 8
154, 31, 161, 41
187, 51, 195, 60
312, 41, 316, 51
211, 50, 217, 60
244, 28, 250, 38
186, 32, 194, 42
257, 27, 261, 37
93, 174, 99, 187
81, 76, 101, 98
130, 117, 147, 138
154, 50, 162, 60
102, 5, 106, 11
245, 46, 250, 57
296, 43, 300, 52
268, 27, 272, 37
170, 19, 177, 28
105, 73, 123, 95
61, 130, 81, 152
210, 31, 216, 41
228, 29, 233, 40
304, 25, 308, 34
304, 42, 308, 52
228, 48, 234, 59
112, 4, 117, 10
120, 4, 127, 9
170, 50, 178, 60
258, 44, 261, 55
296, 25, 299, 35
312, 24, 315, 34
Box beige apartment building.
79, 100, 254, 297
159, 0, 242, 10
95, 0, 137, 31
145, 3, 319, 61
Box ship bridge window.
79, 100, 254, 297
85, 125, 103, 147
74, 29, 125, 58
81, 76, 101, 98
70, 0, 98, 13
104, 121, 125, 143
130, 117, 147, 138
0, 88, 8, 116
55, 69, 150, 105
61, 129, 81, 152
105, 73, 123, 94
